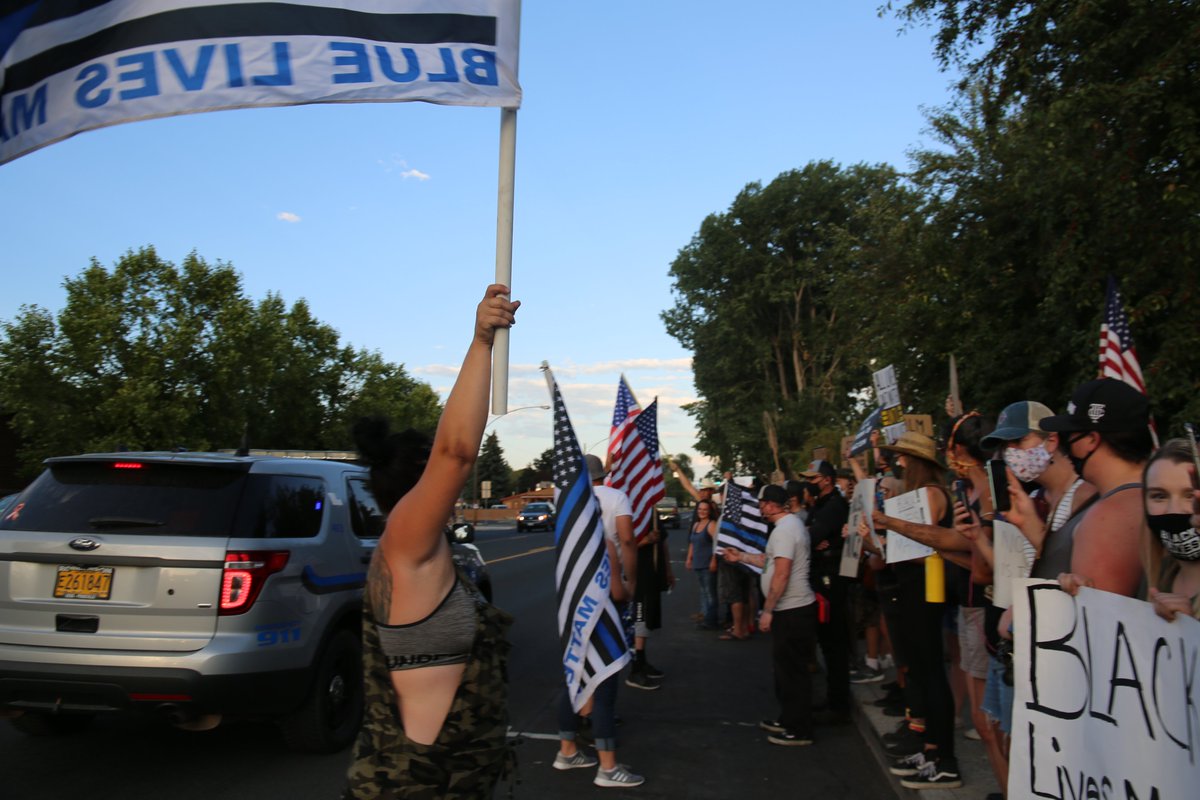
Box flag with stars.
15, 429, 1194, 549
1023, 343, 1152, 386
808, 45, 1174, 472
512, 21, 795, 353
716, 481, 767, 575
1099, 276, 1147, 395
606, 397, 666, 541
606, 375, 640, 464
549, 377, 632, 710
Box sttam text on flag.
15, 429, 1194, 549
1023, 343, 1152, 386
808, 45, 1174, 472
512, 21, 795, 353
546, 370, 631, 711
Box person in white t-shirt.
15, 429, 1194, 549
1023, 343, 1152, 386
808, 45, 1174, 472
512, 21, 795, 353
723, 484, 817, 746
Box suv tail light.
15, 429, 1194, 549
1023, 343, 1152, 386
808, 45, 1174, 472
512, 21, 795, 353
219, 551, 289, 615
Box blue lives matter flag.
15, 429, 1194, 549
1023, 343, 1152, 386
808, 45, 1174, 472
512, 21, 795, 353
0, 1, 522, 165
548, 377, 631, 711
716, 481, 767, 575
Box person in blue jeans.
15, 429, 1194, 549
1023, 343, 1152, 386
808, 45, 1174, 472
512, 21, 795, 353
686, 499, 720, 630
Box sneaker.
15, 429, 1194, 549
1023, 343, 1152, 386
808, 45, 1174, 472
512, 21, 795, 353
963, 727, 981, 741
759, 719, 786, 734
767, 730, 814, 746
899, 757, 962, 789
888, 751, 929, 776
554, 750, 599, 771
880, 654, 896, 669
850, 665, 886, 684
625, 670, 661, 691
594, 764, 645, 788
882, 718, 914, 742
642, 661, 665, 679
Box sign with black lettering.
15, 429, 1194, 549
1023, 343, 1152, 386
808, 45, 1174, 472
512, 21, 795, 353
872, 365, 906, 444
1011, 580, 1200, 799
0, 1, 522, 165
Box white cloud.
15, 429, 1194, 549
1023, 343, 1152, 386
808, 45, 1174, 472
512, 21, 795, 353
379, 156, 431, 181
276, 211, 301, 223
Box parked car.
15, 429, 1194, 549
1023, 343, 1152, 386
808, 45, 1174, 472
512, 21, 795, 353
655, 497, 681, 529
0, 450, 490, 752
516, 501, 556, 532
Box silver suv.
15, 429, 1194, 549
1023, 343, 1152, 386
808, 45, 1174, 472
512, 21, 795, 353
0, 451, 398, 751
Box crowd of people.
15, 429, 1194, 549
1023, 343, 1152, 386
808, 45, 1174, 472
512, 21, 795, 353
341, 284, 1196, 799
585, 375, 1198, 796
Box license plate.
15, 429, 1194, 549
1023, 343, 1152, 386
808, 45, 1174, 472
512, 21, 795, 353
54, 566, 114, 600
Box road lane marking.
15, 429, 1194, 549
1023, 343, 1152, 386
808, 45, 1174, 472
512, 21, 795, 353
487, 545, 555, 564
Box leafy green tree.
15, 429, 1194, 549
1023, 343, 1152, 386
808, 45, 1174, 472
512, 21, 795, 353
887, 0, 1200, 433
475, 431, 512, 504
662, 162, 925, 476
0, 247, 441, 475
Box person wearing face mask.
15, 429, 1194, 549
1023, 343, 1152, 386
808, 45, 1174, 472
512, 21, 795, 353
1141, 439, 1200, 620
1041, 379, 1154, 598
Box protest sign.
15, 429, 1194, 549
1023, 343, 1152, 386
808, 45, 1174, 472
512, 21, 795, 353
883, 488, 935, 563
991, 519, 1031, 609
849, 408, 883, 457
841, 504, 865, 578
1011, 581, 1200, 800
854, 478, 884, 553
904, 414, 934, 437
872, 365, 907, 443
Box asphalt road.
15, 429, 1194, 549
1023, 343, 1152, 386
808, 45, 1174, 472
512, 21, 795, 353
0, 520, 893, 799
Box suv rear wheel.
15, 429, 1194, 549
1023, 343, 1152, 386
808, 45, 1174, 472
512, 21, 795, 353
280, 629, 363, 753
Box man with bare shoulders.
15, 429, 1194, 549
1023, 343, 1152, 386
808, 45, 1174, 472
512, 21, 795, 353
1040, 378, 1153, 597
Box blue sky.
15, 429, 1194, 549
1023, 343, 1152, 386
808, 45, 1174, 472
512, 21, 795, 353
0, 2, 959, 478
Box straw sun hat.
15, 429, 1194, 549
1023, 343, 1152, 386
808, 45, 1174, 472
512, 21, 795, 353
878, 431, 940, 464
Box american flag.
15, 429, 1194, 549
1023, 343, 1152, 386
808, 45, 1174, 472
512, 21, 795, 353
548, 377, 632, 711
606, 397, 666, 541
1100, 276, 1147, 394
606, 375, 640, 464
716, 481, 767, 575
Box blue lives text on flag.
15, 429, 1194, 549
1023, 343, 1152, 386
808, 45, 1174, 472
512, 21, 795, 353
549, 379, 631, 711
0, 0, 522, 165
716, 481, 767, 575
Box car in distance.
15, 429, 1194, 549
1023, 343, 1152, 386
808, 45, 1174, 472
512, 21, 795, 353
0, 450, 491, 752
516, 501, 556, 532
655, 497, 681, 529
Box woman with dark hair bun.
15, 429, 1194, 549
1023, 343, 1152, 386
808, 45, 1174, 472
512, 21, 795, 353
343, 284, 520, 799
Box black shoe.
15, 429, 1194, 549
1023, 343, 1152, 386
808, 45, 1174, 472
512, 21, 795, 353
882, 718, 912, 741
879, 680, 900, 693
899, 757, 962, 789
759, 719, 786, 734
642, 661, 665, 679
888, 751, 929, 777
625, 670, 661, 691
881, 702, 906, 717
884, 733, 925, 758
873, 691, 903, 708
766, 730, 813, 746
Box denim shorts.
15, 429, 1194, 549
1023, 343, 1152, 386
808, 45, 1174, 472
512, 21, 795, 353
981, 652, 1014, 734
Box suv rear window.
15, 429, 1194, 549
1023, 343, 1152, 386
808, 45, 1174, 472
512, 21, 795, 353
0, 461, 325, 538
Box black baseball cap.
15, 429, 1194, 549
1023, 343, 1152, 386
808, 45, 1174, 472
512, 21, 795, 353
758, 484, 789, 507
1039, 378, 1149, 433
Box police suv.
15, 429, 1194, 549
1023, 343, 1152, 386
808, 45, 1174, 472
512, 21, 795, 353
0, 450, 487, 752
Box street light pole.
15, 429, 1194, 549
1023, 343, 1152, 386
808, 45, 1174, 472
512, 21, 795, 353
471, 404, 550, 523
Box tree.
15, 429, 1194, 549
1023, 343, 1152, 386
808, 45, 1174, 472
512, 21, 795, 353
887, 0, 1200, 433
662, 162, 925, 476
475, 431, 512, 505
0, 247, 441, 475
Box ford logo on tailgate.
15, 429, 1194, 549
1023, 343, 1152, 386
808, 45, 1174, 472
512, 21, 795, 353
69, 538, 101, 551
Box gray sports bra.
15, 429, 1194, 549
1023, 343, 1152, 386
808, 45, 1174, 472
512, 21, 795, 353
376, 580, 477, 671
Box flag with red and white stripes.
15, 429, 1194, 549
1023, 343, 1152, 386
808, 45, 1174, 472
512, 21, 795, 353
606, 396, 666, 541
606, 375, 640, 465
1099, 276, 1147, 394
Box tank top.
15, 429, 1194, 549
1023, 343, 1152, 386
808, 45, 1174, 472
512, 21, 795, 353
344, 571, 514, 799
689, 519, 715, 568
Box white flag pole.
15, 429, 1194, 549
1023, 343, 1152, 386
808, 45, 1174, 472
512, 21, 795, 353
492, 1, 522, 415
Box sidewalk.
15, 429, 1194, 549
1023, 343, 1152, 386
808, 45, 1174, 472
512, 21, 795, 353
850, 671, 1001, 799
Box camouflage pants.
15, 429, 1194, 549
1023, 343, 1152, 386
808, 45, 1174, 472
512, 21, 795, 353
343, 581, 514, 799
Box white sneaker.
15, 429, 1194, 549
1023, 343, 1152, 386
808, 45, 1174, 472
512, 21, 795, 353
595, 764, 645, 788
553, 750, 598, 770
